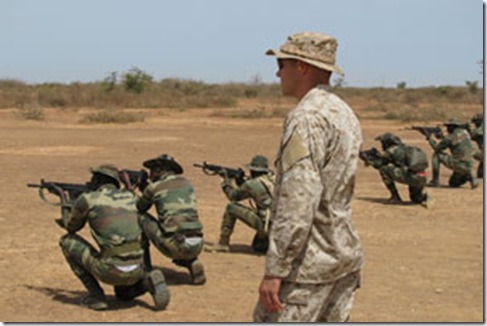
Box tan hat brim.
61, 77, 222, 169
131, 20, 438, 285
266, 49, 344, 76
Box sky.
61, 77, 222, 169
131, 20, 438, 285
0, 0, 484, 88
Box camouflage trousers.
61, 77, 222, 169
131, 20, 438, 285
59, 233, 144, 286
138, 214, 203, 261
378, 165, 426, 203
253, 271, 361, 322
432, 152, 475, 187
221, 202, 270, 252
221, 202, 265, 237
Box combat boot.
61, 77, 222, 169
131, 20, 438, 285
146, 269, 170, 311
114, 279, 147, 301
427, 179, 440, 187
420, 190, 435, 209
204, 235, 230, 253
188, 259, 206, 285
467, 172, 479, 189
78, 273, 108, 311
172, 258, 206, 285
386, 185, 402, 204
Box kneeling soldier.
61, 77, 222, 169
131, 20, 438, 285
205, 155, 275, 253
427, 119, 478, 188
58, 164, 169, 311
136, 154, 206, 285
365, 133, 431, 206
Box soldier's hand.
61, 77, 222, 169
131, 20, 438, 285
218, 168, 228, 179
258, 275, 283, 313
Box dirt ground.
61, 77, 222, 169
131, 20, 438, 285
0, 105, 483, 322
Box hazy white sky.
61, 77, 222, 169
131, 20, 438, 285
0, 0, 483, 87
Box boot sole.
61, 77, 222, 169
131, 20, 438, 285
147, 270, 170, 311
190, 260, 206, 285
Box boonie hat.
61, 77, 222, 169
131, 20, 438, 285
143, 154, 183, 174
246, 155, 270, 173
89, 164, 120, 183
266, 31, 344, 76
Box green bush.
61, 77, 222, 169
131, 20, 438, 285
122, 67, 153, 94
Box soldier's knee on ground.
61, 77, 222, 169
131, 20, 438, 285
251, 231, 269, 254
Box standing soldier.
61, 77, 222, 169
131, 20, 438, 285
205, 155, 275, 254
136, 154, 206, 285
470, 113, 483, 178
254, 31, 364, 322
58, 164, 169, 311
362, 133, 431, 206
427, 119, 478, 188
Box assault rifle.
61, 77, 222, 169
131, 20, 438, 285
193, 162, 246, 186
408, 126, 443, 139
120, 169, 149, 191
27, 179, 88, 207
359, 147, 380, 165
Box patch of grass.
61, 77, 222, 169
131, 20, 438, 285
79, 110, 145, 124
381, 105, 450, 122
15, 106, 45, 121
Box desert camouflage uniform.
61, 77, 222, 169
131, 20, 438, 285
253, 85, 364, 322
59, 184, 145, 296
368, 143, 428, 203
470, 121, 483, 178
220, 173, 275, 251
136, 172, 204, 263
428, 127, 477, 187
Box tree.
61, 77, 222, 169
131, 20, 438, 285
122, 67, 153, 94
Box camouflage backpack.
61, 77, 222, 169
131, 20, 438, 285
405, 146, 428, 172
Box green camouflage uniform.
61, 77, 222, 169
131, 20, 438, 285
136, 173, 204, 266
59, 184, 146, 307
368, 141, 428, 204
469, 115, 483, 178
428, 124, 477, 188
219, 172, 275, 251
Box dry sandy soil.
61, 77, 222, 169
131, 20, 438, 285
0, 105, 483, 322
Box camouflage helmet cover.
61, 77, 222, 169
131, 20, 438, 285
89, 164, 120, 183
143, 154, 183, 174
443, 118, 461, 126
246, 155, 270, 172
375, 132, 402, 145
